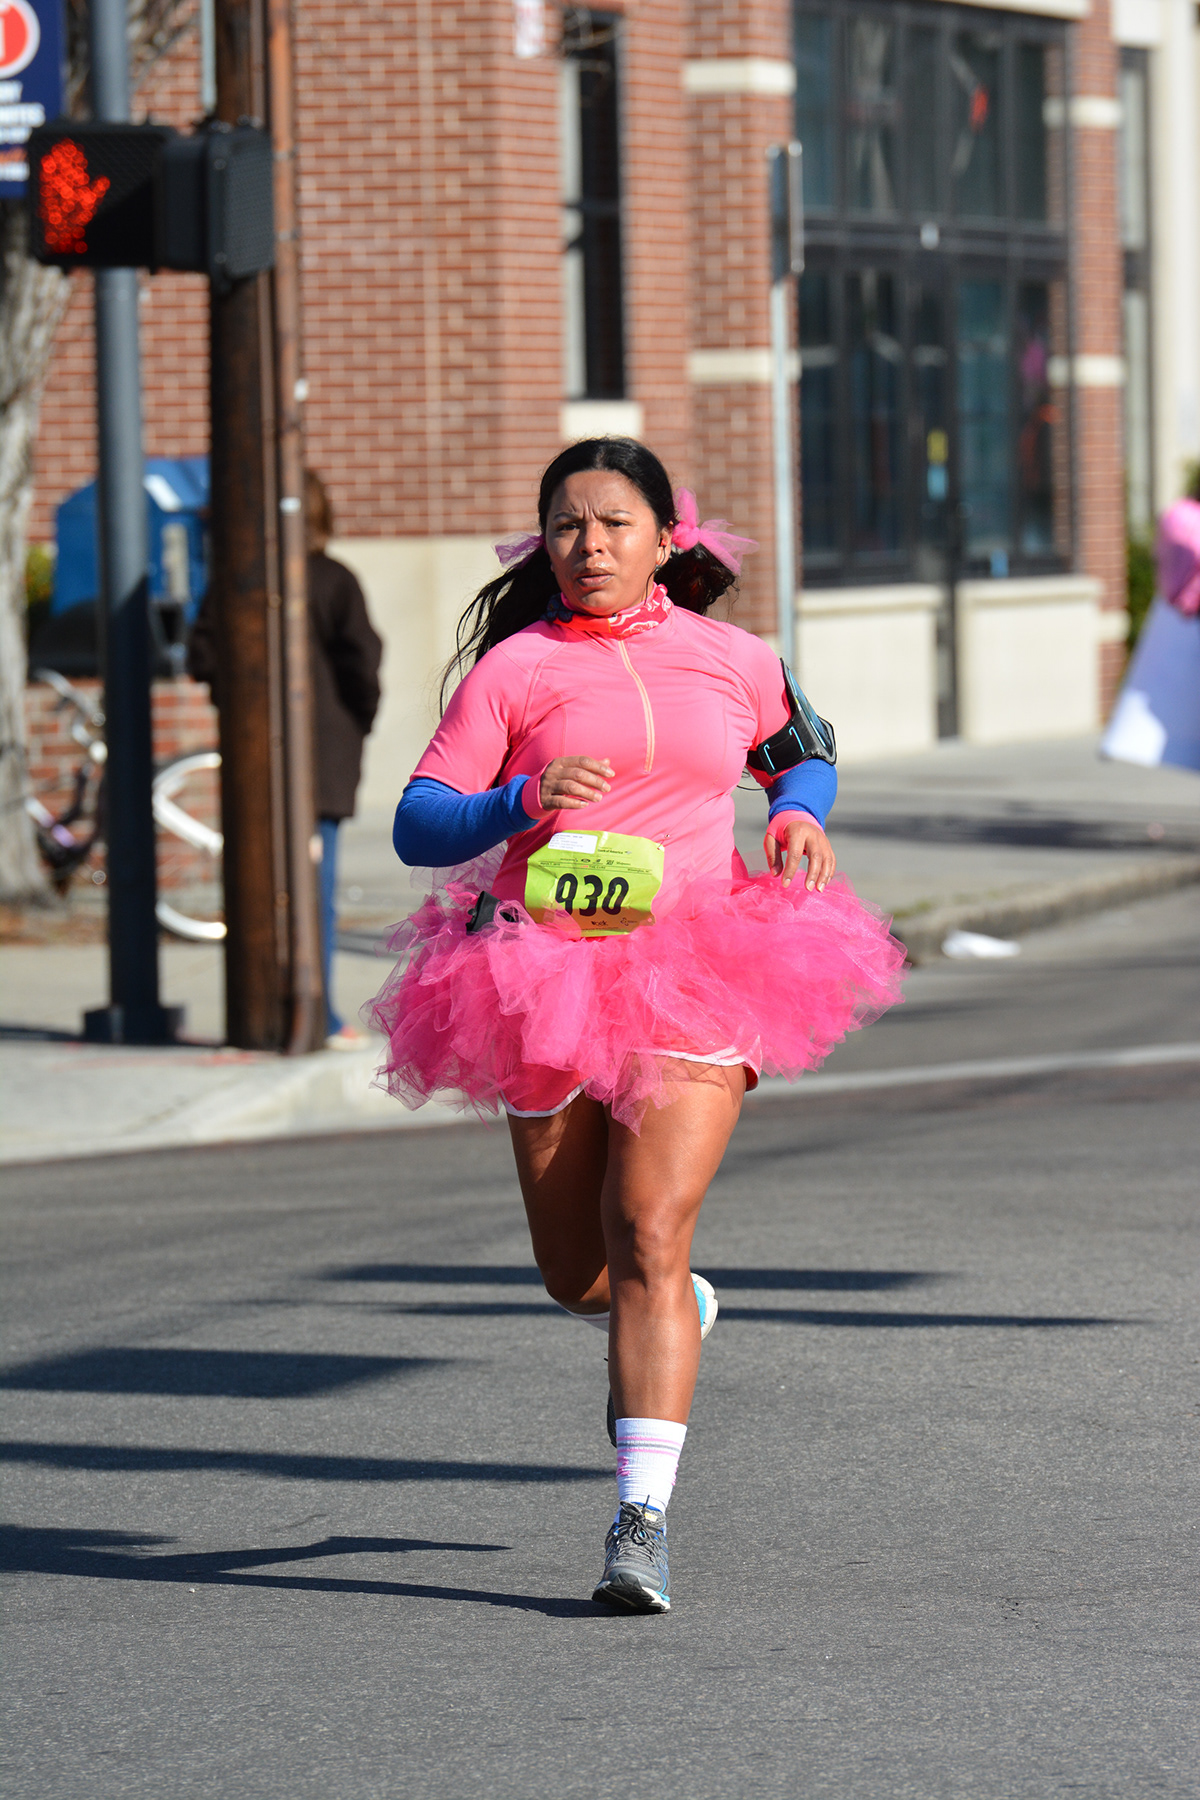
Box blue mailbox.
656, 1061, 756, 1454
52, 455, 209, 619
31, 457, 211, 677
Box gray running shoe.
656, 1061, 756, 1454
605, 1273, 717, 1447
592, 1502, 671, 1613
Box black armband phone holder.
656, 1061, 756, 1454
746, 662, 837, 776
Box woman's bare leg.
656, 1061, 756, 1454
507, 1096, 611, 1313
508, 1070, 744, 1421
603, 1069, 744, 1425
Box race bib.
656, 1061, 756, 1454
524, 831, 664, 936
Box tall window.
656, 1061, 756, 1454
796, 0, 1073, 585
561, 10, 624, 400
1119, 47, 1153, 533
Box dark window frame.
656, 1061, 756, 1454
562, 9, 626, 401
795, 0, 1075, 587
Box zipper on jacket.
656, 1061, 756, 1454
616, 640, 655, 773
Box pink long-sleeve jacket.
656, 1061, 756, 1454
412, 606, 792, 915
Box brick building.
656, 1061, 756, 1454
29, 0, 1200, 808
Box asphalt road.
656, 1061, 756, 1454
2, 890, 1198, 1799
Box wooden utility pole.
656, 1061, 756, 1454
268, 0, 324, 1055
209, 0, 322, 1051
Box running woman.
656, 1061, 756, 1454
367, 439, 904, 1613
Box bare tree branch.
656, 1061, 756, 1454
0, 0, 199, 899
66, 0, 199, 108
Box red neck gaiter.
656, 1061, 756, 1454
545, 583, 673, 640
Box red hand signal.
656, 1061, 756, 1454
38, 140, 112, 255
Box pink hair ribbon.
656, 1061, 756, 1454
670, 488, 758, 575
494, 530, 544, 569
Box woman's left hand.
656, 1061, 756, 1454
764, 814, 836, 891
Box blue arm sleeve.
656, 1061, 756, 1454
394, 775, 538, 867
766, 760, 837, 830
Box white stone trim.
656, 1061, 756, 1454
1048, 353, 1126, 387
560, 400, 644, 441
1096, 607, 1132, 641
1112, 0, 1163, 46
683, 58, 795, 97
798, 583, 943, 618
690, 348, 770, 384
689, 348, 801, 384
931, 0, 1089, 16
956, 574, 1103, 609
1043, 94, 1123, 129
955, 575, 1107, 741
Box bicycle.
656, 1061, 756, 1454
24, 668, 107, 895
25, 669, 227, 942
152, 750, 225, 942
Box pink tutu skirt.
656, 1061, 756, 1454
365, 861, 906, 1131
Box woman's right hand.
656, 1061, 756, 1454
539, 756, 614, 811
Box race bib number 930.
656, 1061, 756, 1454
524, 831, 664, 936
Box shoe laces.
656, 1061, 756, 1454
611, 1504, 665, 1558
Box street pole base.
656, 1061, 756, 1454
82, 1004, 186, 1045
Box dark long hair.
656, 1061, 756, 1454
441, 438, 738, 707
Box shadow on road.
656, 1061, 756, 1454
0, 1524, 601, 1617
717, 1308, 1141, 1327
312, 1265, 1146, 1327
321, 1262, 941, 1293
384, 1302, 562, 1317
0, 1024, 79, 1043
832, 808, 1200, 855
323, 1263, 546, 1284
0, 1348, 443, 1398
700, 1269, 936, 1291
0, 1442, 610, 1483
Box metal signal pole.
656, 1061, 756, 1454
767, 142, 804, 674
83, 0, 181, 1044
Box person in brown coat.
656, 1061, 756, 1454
188, 469, 382, 1043
303, 471, 383, 1040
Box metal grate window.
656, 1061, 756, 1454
795, 0, 1074, 587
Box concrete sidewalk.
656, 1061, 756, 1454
2, 734, 1196, 1164
819, 733, 1200, 958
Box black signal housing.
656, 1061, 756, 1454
27, 118, 274, 284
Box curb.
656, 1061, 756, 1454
124, 1047, 456, 1149
891, 854, 1200, 962
0, 1045, 466, 1167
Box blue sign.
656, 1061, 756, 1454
0, 0, 64, 193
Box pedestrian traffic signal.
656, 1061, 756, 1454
26, 119, 274, 283
29, 121, 171, 266
159, 126, 276, 290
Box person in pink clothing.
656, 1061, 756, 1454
367, 439, 904, 1612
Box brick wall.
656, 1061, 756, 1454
687, 0, 793, 635
298, 0, 562, 539
621, 1, 694, 487
24, 678, 219, 892
33, 1, 566, 547
27, 0, 1127, 719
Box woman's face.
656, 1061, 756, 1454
544, 470, 672, 617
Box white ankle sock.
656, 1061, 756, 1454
615, 1416, 687, 1516
554, 1301, 609, 1332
